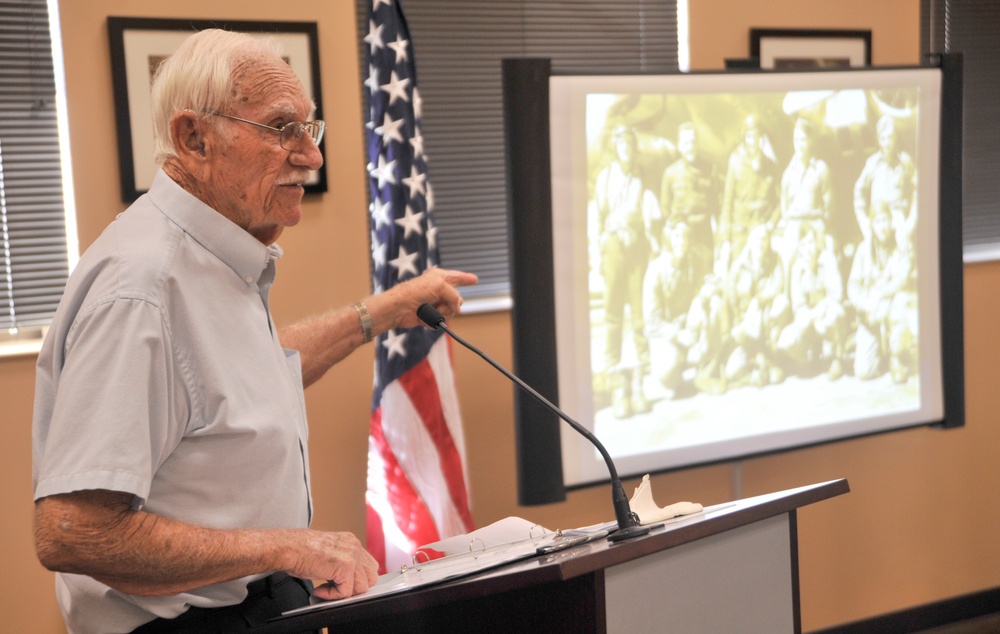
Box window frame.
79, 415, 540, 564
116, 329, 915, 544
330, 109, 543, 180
0, 0, 78, 357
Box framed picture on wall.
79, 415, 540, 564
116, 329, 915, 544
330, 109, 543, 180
107, 17, 327, 202
750, 28, 872, 70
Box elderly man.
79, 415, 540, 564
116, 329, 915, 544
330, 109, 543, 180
32, 29, 475, 633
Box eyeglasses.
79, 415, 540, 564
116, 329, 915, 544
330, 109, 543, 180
206, 112, 325, 151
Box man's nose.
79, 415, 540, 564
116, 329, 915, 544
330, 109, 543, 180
290, 136, 324, 171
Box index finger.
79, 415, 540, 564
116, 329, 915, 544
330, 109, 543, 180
441, 269, 478, 287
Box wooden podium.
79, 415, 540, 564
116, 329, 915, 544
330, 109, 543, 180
250, 479, 848, 634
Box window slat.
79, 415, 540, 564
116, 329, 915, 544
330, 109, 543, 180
356, 0, 678, 300
0, 0, 71, 333
922, 0, 1000, 252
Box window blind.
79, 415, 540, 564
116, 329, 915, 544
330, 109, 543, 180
0, 0, 70, 341
922, 0, 1000, 258
356, 0, 679, 301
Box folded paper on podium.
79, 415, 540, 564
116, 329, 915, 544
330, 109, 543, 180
629, 474, 703, 525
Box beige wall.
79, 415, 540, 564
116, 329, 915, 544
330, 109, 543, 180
686, 0, 920, 69
3, 0, 997, 632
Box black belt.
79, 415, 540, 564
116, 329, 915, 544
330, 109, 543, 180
131, 572, 318, 634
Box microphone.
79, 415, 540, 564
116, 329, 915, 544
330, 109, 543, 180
417, 303, 650, 542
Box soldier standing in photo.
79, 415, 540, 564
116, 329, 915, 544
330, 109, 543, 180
594, 124, 652, 418
658, 122, 720, 285
719, 114, 780, 271
853, 114, 918, 252
778, 117, 833, 273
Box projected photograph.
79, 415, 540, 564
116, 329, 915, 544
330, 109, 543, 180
583, 87, 921, 459
540, 69, 947, 486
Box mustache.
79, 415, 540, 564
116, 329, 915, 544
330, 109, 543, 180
277, 172, 311, 186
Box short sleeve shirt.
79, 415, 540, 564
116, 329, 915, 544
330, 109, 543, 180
32, 170, 313, 633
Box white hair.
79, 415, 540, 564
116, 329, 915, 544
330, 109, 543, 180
149, 29, 285, 166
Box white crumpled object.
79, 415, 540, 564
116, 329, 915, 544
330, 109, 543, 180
629, 474, 703, 525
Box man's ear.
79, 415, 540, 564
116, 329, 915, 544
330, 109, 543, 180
169, 110, 212, 175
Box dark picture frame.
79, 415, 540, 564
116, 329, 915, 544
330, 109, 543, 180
750, 28, 872, 70
107, 17, 327, 202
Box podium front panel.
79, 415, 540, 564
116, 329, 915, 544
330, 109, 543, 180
605, 513, 796, 633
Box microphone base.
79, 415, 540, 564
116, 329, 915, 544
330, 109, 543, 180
607, 524, 652, 543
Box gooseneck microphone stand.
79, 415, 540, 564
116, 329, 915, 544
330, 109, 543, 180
417, 303, 650, 542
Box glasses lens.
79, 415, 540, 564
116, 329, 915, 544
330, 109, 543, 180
279, 123, 303, 151
311, 121, 325, 146
279, 121, 325, 151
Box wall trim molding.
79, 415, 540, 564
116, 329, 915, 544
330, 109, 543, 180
810, 586, 1000, 634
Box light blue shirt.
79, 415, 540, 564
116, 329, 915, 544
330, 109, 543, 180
33, 170, 313, 633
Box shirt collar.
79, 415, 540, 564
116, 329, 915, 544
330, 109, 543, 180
146, 169, 281, 287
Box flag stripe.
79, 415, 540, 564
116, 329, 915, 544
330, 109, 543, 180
398, 341, 475, 532
364, 500, 387, 571
380, 371, 461, 538
368, 406, 440, 553
429, 335, 467, 457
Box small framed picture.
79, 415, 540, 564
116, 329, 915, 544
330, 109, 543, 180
107, 17, 327, 201
750, 28, 872, 70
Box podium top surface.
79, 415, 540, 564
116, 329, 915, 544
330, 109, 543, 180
459, 478, 848, 586
251, 478, 848, 633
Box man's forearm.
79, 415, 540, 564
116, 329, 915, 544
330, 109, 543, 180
278, 268, 479, 389
34, 490, 290, 597
279, 291, 412, 388
278, 306, 367, 388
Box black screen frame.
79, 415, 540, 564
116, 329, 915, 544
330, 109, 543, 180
503, 56, 964, 506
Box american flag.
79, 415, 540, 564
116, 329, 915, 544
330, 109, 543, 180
362, 0, 475, 573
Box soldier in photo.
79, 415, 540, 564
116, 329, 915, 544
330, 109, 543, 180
643, 221, 700, 397
847, 204, 916, 382
775, 222, 848, 379
853, 114, 918, 252
593, 124, 653, 418
723, 224, 791, 387
657, 122, 721, 286
777, 117, 833, 273
719, 114, 780, 272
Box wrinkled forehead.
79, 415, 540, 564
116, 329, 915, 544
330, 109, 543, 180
232, 56, 313, 117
